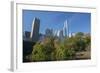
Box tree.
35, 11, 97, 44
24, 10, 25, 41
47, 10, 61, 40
55, 45, 65, 60
75, 32, 84, 38
84, 34, 91, 51
54, 38, 76, 60
29, 32, 90, 61
31, 36, 56, 61
75, 38, 86, 51
84, 34, 91, 45
31, 43, 47, 61
73, 32, 86, 51
41, 36, 55, 60
63, 38, 76, 59
64, 48, 75, 60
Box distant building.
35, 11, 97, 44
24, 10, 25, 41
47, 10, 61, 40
23, 31, 25, 38
25, 31, 30, 38
57, 30, 64, 39
38, 34, 46, 42
30, 18, 40, 42
23, 31, 31, 41
53, 30, 58, 37
45, 28, 53, 37
69, 32, 76, 37
63, 20, 69, 37
44, 19, 69, 39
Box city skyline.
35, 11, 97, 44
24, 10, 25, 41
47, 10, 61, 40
23, 10, 91, 34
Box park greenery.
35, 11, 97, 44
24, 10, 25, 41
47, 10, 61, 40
26, 32, 91, 62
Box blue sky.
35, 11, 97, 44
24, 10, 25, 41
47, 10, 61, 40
23, 10, 91, 34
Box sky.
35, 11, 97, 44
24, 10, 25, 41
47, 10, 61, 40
23, 10, 91, 34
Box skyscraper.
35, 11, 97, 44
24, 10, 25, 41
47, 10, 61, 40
53, 30, 58, 37
30, 18, 40, 42
57, 30, 64, 39
63, 20, 69, 37
25, 31, 30, 38
45, 28, 53, 37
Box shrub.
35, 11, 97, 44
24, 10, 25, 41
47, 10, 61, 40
31, 43, 47, 61
55, 45, 65, 60
64, 48, 75, 60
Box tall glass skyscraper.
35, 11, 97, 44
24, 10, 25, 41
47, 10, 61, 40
63, 20, 69, 37
30, 17, 40, 42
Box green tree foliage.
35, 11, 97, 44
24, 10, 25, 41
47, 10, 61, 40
31, 37, 56, 61
64, 48, 75, 60
72, 32, 86, 51
75, 32, 84, 38
74, 38, 86, 51
84, 34, 91, 45
84, 34, 91, 51
31, 43, 47, 61
55, 45, 65, 60
42, 37, 55, 60
62, 37, 76, 59
29, 32, 91, 62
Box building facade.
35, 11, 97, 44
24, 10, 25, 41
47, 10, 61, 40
30, 18, 40, 42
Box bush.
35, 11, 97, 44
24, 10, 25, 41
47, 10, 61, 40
55, 45, 65, 60
75, 39, 86, 51
29, 32, 90, 62
54, 42, 75, 60
64, 48, 75, 60
31, 43, 47, 61
31, 37, 55, 61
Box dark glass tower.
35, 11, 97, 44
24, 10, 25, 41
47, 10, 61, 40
30, 18, 40, 42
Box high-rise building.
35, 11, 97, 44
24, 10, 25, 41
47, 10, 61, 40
25, 31, 30, 38
53, 30, 58, 37
45, 28, 53, 37
30, 18, 40, 42
57, 30, 64, 39
69, 32, 76, 37
63, 20, 69, 37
